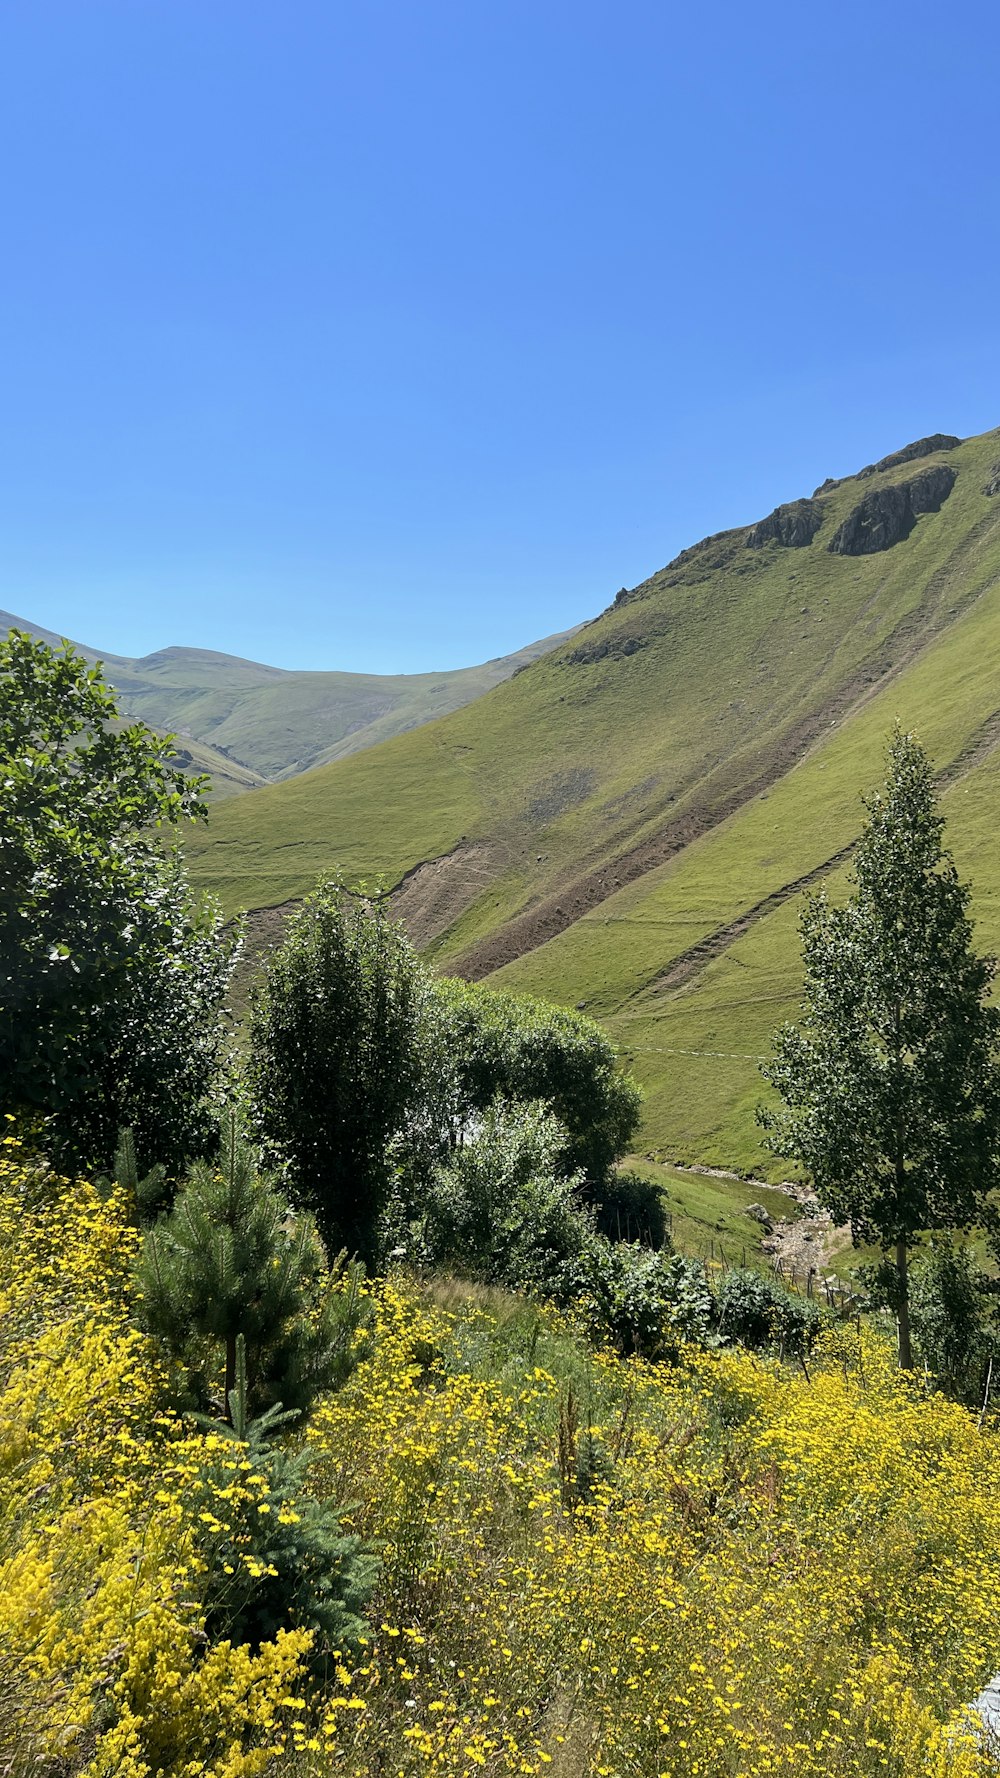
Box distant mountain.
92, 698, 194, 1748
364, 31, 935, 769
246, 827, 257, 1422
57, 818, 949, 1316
183, 425, 1000, 1176
0, 614, 578, 794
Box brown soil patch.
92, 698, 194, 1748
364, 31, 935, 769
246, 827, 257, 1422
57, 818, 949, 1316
229, 899, 302, 1016
390, 842, 502, 950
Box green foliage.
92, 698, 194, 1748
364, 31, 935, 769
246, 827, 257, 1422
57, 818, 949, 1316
0, 630, 237, 1171
910, 1240, 993, 1404
418, 1100, 595, 1290
247, 881, 427, 1269
714, 1267, 821, 1358
137, 1117, 372, 1420
760, 729, 1000, 1363
409, 1098, 706, 1362
590, 1167, 669, 1248
575, 1244, 714, 1360
430, 977, 642, 1187
193, 1376, 378, 1659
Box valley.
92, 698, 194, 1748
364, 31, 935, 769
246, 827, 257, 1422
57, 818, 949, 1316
182, 426, 1000, 1180
0, 607, 576, 792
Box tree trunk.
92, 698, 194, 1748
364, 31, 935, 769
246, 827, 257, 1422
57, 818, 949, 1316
224, 1330, 237, 1423
895, 1237, 913, 1370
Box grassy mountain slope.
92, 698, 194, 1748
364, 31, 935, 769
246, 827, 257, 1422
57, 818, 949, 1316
0, 610, 575, 786
185, 424, 1000, 1172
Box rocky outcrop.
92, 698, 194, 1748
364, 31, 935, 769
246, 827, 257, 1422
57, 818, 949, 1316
565, 631, 647, 665
746, 497, 826, 549
984, 464, 1000, 497
857, 433, 961, 479
828, 465, 957, 556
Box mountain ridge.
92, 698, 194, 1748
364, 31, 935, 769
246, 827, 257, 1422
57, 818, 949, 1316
0, 609, 578, 790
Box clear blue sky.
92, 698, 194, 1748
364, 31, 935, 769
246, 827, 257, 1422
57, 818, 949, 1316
2, 1, 998, 672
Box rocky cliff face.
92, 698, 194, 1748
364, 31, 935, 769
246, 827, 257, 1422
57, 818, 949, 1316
984, 464, 1000, 497
746, 498, 826, 549
828, 465, 957, 556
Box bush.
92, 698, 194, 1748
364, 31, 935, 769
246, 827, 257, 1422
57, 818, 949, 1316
192, 1408, 378, 1660
910, 1239, 992, 1404
575, 1244, 714, 1360
417, 1100, 595, 1293
715, 1267, 821, 1357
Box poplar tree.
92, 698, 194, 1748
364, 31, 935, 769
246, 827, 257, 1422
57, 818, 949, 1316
247, 882, 426, 1270
759, 729, 1000, 1368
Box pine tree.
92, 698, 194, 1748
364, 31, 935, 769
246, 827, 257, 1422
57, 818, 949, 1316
136, 1116, 371, 1419
759, 730, 1000, 1367
190, 1337, 379, 1658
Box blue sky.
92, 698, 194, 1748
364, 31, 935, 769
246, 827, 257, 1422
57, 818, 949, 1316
1, 1, 998, 672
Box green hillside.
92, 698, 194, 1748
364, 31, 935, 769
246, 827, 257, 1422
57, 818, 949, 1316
0, 609, 575, 787
184, 425, 1000, 1173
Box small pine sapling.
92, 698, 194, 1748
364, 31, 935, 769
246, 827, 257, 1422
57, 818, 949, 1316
136, 1115, 372, 1420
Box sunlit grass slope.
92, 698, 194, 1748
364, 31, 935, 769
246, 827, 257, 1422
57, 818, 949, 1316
499, 557, 1000, 1174
185, 426, 1000, 1173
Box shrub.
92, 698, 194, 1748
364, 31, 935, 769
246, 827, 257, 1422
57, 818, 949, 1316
191, 1391, 378, 1660
715, 1266, 821, 1357
575, 1244, 714, 1359
418, 1099, 594, 1293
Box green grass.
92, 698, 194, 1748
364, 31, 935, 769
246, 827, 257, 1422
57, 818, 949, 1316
625, 1156, 800, 1261
180, 425, 1000, 1187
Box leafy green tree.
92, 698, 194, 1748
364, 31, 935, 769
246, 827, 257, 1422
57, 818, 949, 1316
430, 978, 642, 1188
247, 881, 426, 1269
759, 730, 1000, 1368
137, 1117, 372, 1418
0, 630, 237, 1170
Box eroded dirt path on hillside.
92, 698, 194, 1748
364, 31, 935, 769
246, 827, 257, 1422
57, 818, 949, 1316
450, 503, 1000, 980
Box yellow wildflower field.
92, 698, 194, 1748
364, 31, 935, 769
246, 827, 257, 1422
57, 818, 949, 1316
3, 1130, 1000, 1776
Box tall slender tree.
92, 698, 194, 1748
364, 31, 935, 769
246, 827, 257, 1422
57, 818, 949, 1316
759, 729, 1000, 1367
247, 881, 426, 1270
